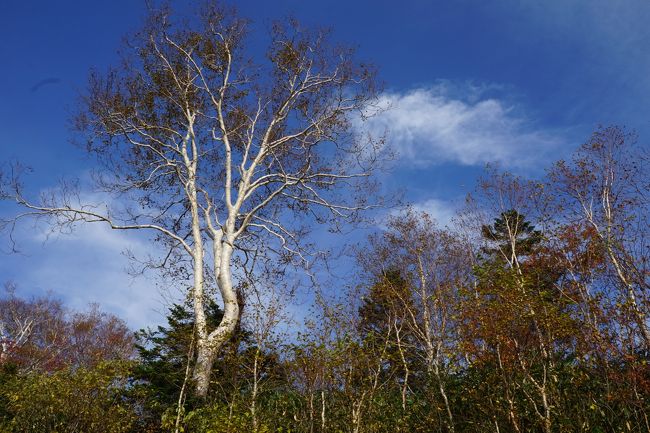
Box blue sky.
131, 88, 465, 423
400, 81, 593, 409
1, 0, 649, 328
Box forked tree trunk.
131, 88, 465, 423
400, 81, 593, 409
192, 241, 240, 397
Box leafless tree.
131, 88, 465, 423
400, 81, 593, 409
1, 4, 380, 396
358, 209, 468, 431
243, 282, 293, 432
0, 282, 38, 365
551, 126, 650, 351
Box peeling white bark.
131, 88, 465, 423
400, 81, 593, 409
4, 11, 377, 398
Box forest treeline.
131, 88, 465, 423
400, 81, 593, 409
0, 126, 648, 432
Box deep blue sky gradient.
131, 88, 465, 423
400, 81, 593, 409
1, 0, 649, 327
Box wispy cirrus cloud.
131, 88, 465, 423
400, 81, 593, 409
382, 197, 461, 232
0, 192, 179, 330
501, 0, 650, 60
488, 0, 650, 124
411, 198, 459, 228
360, 83, 566, 169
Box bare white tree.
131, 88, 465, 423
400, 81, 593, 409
550, 126, 650, 351
358, 209, 468, 432
1, 5, 379, 396
0, 282, 35, 364
243, 283, 293, 432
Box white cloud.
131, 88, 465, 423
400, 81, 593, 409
1, 217, 177, 330
360, 84, 565, 168
379, 197, 459, 233
411, 198, 458, 228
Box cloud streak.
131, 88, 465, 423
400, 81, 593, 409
1, 214, 175, 330
411, 198, 458, 228
361, 84, 566, 169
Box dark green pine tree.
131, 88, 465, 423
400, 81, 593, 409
132, 299, 248, 428
358, 269, 422, 386
480, 209, 543, 260
358, 269, 411, 338
476, 209, 552, 292
478, 210, 564, 291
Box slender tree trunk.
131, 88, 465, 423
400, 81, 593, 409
320, 389, 326, 432
187, 173, 213, 397
0, 321, 8, 364
193, 346, 215, 398
351, 393, 366, 433
607, 246, 650, 350
251, 349, 260, 433
541, 388, 552, 433
193, 240, 240, 397
433, 360, 454, 433
417, 255, 454, 431
308, 391, 315, 433
394, 321, 410, 412
175, 334, 195, 433
497, 345, 521, 433
592, 178, 650, 350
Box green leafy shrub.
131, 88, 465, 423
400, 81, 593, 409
3, 361, 136, 433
